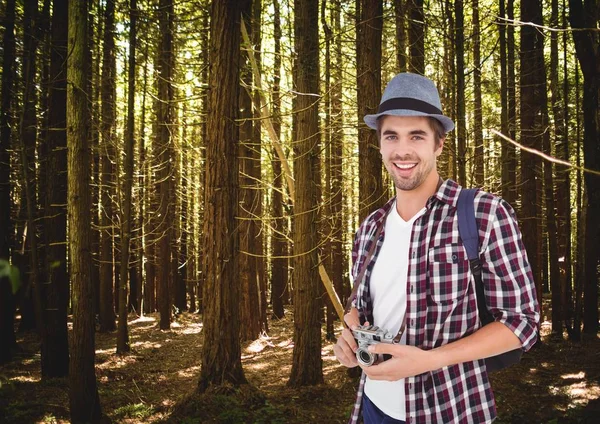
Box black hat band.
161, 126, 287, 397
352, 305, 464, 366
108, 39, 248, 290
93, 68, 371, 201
377, 97, 442, 115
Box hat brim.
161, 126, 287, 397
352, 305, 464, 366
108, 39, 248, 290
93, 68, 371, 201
364, 109, 455, 133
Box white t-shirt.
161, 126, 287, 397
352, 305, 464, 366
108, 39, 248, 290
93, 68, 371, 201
364, 203, 425, 420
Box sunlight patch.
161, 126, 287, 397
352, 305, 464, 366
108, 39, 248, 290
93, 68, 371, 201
177, 366, 201, 378
11, 375, 40, 384
130, 315, 156, 324
561, 371, 585, 380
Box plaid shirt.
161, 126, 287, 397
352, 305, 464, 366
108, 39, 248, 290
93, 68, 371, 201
348, 179, 539, 424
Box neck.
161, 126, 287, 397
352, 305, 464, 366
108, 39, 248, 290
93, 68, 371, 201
395, 171, 441, 221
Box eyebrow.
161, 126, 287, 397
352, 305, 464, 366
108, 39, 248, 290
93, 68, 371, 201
381, 129, 429, 136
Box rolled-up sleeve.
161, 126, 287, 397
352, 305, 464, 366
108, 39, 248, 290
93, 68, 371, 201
482, 198, 540, 352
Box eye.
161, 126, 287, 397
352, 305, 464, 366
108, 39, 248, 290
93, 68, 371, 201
384, 134, 397, 142
411, 134, 425, 141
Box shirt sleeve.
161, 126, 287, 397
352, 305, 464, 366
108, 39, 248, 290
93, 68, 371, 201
481, 197, 540, 352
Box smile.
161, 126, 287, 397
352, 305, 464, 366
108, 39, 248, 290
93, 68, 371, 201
394, 163, 417, 170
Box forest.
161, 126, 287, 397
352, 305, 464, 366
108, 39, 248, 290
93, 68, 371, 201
0, 0, 599, 422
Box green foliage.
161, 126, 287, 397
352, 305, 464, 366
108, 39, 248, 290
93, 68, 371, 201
113, 402, 154, 420
0, 259, 20, 294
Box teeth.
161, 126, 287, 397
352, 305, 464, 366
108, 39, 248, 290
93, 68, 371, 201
395, 163, 416, 169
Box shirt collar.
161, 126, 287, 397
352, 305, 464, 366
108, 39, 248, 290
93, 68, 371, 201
427, 178, 461, 209
371, 179, 461, 228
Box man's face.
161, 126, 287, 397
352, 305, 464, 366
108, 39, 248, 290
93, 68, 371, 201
379, 115, 444, 192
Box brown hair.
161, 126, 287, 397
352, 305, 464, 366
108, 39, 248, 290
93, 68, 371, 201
376, 116, 446, 147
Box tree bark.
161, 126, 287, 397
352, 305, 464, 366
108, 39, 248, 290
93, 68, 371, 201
472, 0, 484, 187
569, 0, 600, 335
98, 0, 117, 333
520, 0, 544, 303
67, 0, 102, 420
455, 0, 467, 186
270, 0, 288, 319
239, 0, 261, 342
408, 0, 425, 74
117, 0, 138, 354
356, 0, 384, 222
0, 0, 17, 365
198, 0, 247, 391
156, 0, 175, 331
288, 0, 323, 387
41, 0, 69, 377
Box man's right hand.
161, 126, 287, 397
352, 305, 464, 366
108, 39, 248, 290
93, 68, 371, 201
333, 308, 367, 368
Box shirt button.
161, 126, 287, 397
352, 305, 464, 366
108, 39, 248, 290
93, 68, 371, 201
412, 251, 416, 259
452, 254, 458, 261
411, 319, 415, 327
410, 285, 414, 293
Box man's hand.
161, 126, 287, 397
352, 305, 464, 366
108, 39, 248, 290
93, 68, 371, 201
333, 308, 368, 368
359, 344, 437, 381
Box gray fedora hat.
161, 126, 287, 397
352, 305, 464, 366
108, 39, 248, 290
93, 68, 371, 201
364, 73, 454, 133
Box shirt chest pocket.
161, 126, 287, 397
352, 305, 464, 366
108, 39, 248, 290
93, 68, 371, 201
427, 243, 471, 304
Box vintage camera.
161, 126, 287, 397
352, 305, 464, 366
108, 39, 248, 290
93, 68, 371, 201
352, 325, 395, 366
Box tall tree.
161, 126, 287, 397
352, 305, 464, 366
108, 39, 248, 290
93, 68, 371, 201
98, 0, 117, 333
506, 0, 517, 204
569, 0, 600, 335
41, 0, 69, 378
18, 0, 43, 333
330, 0, 345, 306
117, 0, 138, 354
520, 0, 544, 301
455, 0, 467, 186
198, 0, 246, 391
0, 0, 17, 365
67, 0, 102, 420
288, 0, 323, 387
156, 0, 175, 330
395, 0, 408, 72
472, 0, 484, 186
239, 0, 261, 341
408, 0, 425, 73
270, 0, 288, 320
356, 0, 384, 222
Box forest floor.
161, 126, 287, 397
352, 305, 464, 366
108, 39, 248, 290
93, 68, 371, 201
1, 300, 600, 423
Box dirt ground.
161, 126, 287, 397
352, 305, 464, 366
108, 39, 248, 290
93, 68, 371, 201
1, 305, 599, 424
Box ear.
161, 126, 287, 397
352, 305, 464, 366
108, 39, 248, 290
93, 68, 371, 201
435, 137, 445, 157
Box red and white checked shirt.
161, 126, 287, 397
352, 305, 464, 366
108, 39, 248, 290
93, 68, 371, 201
348, 179, 539, 424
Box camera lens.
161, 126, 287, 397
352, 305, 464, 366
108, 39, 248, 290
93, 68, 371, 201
356, 347, 375, 367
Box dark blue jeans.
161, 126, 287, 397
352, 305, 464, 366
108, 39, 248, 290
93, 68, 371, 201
362, 394, 406, 424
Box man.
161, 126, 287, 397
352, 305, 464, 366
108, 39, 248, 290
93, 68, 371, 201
334, 73, 539, 424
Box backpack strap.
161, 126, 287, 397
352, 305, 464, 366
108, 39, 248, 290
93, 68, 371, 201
457, 188, 494, 325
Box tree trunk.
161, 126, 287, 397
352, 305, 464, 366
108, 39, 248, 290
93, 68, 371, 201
288, 0, 323, 387
356, 0, 384, 222
322, 0, 335, 341
395, 0, 407, 72
472, 0, 484, 187
455, 0, 466, 186
270, 0, 288, 319
519, 0, 544, 302
569, 0, 600, 335
198, 0, 247, 391
506, 0, 517, 205
408, 0, 424, 74
0, 0, 17, 365
98, 0, 117, 333
156, 0, 174, 331
331, 0, 345, 306
41, 0, 69, 378
117, 0, 138, 354
239, 1, 261, 342
67, 0, 102, 420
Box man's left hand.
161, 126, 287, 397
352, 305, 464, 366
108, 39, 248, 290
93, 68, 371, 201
359, 343, 438, 381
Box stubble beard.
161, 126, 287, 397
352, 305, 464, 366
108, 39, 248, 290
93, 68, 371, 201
387, 157, 435, 192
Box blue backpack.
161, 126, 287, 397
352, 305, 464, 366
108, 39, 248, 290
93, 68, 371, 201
457, 188, 523, 372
